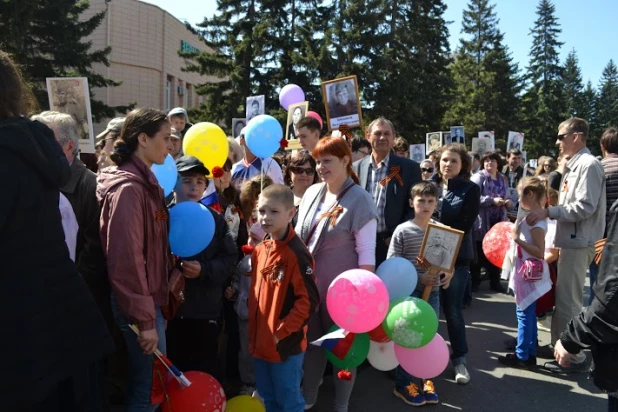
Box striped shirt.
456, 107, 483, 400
387, 219, 438, 292
602, 155, 618, 223
366, 154, 390, 233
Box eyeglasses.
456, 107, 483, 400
291, 166, 315, 175
355, 150, 370, 156
557, 132, 582, 141
421, 168, 434, 173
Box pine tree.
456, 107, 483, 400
597, 59, 618, 132
443, 0, 521, 143
521, 0, 565, 157
0, 0, 130, 120
580, 80, 599, 149
562, 49, 585, 118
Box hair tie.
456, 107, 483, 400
114, 144, 131, 154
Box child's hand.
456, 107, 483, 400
419, 271, 438, 287
511, 220, 521, 239
181, 260, 201, 279
225, 286, 236, 300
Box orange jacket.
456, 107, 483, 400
249, 225, 319, 362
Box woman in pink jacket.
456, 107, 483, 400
97, 108, 174, 411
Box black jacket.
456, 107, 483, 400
0, 118, 113, 407
354, 153, 422, 235
431, 174, 481, 265
174, 206, 238, 320
561, 199, 618, 392
61, 158, 109, 302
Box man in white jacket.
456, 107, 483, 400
527, 117, 606, 372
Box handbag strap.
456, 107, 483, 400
304, 183, 355, 245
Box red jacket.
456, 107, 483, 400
249, 225, 319, 362
97, 156, 171, 330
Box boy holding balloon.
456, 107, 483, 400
249, 184, 320, 412
387, 182, 453, 406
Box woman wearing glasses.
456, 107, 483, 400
284, 152, 319, 226
420, 159, 435, 180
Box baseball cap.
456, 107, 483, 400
96, 117, 125, 142
168, 107, 188, 118
175, 156, 209, 176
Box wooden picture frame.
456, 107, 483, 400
321, 75, 363, 131
426, 132, 442, 155
419, 222, 464, 274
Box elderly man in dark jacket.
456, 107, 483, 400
1, 87, 113, 412
554, 199, 618, 409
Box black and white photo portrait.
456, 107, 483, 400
232, 118, 247, 138
246, 95, 265, 122
426, 132, 442, 154
450, 126, 465, 145
321, 75, 363, 130
419, 223, 464, 273
286, 101, 308, 140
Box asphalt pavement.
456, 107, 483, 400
315, 279, 606, 412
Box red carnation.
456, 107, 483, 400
212, 166, 224, 178
279, 138, 289, 149
337, 370, 352, 381
241, 245, 254, 255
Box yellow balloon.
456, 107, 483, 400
225, 395, 265, 412
182, 122, 229, 176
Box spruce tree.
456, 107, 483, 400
580, 80, 599, 149
522, 0, 565, 156
0, 0, 130, 120
597, 59, 618, 132
562, 49, 585, 118
443, 0, 521, 143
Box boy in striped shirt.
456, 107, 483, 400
388, 181, 449, 407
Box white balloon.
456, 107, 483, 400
367, 340, 399, 371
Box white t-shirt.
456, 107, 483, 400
518, 218, 548, 260
545, 219, 557, 251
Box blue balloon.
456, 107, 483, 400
245, 114, 283, 158
376, 257, 418, 301
151, 154, 177, 196
169, 202, 215, 258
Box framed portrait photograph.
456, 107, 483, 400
426, 132, 442, 155
471, 137, 491, 157
450, 126, 465, 144
321, 75, 363, 130
46, 77, 95, 154
507, 131, 524, 151
286, 101, 309, 140
478, 131, 496, 150
410, 144, 425, 163
232, 118, 247, 138
443, 132, 452, 145
246, 95, 265, 122
419, 223, 465, 273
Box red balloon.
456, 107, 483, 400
482, 221, 514, 268
162, 371, 226, 412
307, 111, 323, 129
368, 323, 391, 343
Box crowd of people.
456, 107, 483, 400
2, 49, 618, 412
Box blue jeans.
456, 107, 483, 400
440, 265, 469, 366
111, 295, 167, 412
396, 289, 440, 388
516, 301, 537, 361
589, 260, 599, 306
254, 352, 305, 412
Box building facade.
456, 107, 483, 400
82, 0, 216, 133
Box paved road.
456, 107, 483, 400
316, 280, 606, 412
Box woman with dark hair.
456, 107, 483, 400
284, 151, 318, 225
470, 151, 512, 293
97, 108, 175, 411
297, 137, 377, 411
430, 143, 480, 385
0, 51, 113, 410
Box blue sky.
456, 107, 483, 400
144, 0, 617, 86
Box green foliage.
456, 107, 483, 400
0, 0, 131, 121
597, 60, 618, 132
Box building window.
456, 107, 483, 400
165, 79, 172, 111
186, 84, 193, 108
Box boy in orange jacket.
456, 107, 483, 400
249, 184, 319, 412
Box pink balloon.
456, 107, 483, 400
394, 334, 449, 379
326, 269, 389, 333
279, 84, 305, 110
307, 111, 323, 129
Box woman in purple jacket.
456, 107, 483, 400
471, 151, 512, 293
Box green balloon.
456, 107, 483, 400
382, 297, 438, 348
324, 325, 370, 369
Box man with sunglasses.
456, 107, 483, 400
526, 118, 606, 373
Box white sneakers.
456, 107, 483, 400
454, 364, 470, 385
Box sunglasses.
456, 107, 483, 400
557, 131, 582, 141
291, 166, 315, 175
421, 168, 434, 173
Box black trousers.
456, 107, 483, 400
166, 318, 221, 382
470, 240, 502, 287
